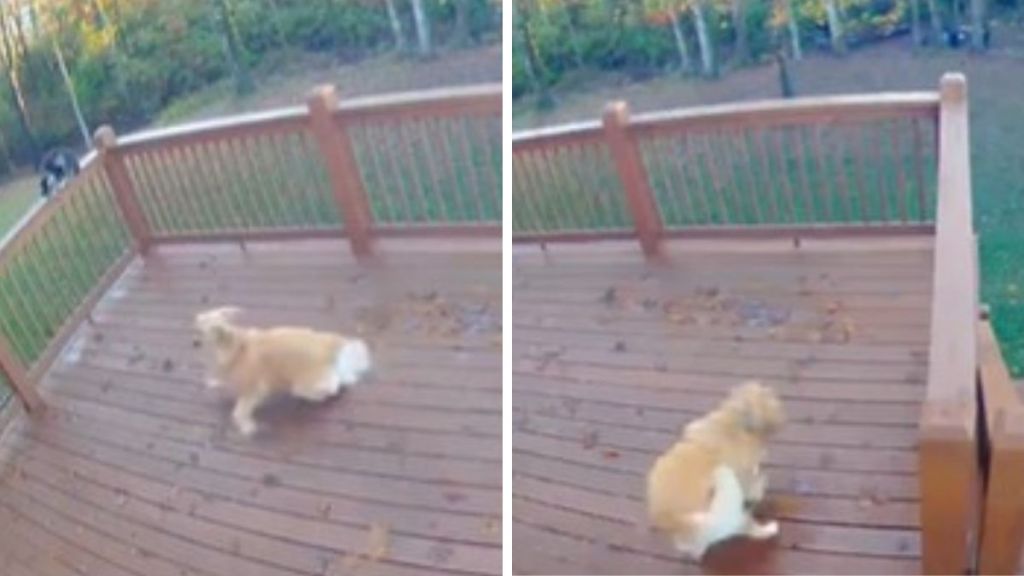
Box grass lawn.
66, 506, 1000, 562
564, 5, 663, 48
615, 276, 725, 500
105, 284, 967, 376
514, 35, 1024, 376
0, 175, 40, 238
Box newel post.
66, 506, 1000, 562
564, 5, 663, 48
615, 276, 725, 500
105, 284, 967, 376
918, 72, 980, 575
602, 101, 662, 257
0, 338, 43, 414
306, 85, 374, 258
95, 126, 151, 254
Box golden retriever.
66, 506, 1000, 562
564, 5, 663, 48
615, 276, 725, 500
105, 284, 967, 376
646, 381, 784, 560
194, 306, 372, 436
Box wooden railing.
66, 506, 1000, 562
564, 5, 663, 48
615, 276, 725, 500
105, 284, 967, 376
0, 84, 500, 414
977, 314, 1024, 575
0, 152, 134, 414
513, 75, 986, 573
512, 92, 940, 254
917, 73, 980, 575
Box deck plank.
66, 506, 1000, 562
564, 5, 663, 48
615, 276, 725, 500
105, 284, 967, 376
0, 239, 501, 576
511, 238, 933, 574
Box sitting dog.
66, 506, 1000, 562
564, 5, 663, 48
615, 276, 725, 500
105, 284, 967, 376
646, 381, 784, 560
39, 147, 80, 198
194, 306, 372, 436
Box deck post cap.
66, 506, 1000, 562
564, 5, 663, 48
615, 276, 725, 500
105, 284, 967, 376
603, 101, 630, 125
307, 84, 339, 109
93, 125, 117, 149
940, 73, 967, 103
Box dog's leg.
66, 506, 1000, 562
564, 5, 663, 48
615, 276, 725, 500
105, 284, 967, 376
746, 468, 767, 504
232, 390, 267, 436
743, 517, 779, 540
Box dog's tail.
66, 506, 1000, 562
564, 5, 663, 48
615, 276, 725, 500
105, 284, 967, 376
333, 338, 372, 387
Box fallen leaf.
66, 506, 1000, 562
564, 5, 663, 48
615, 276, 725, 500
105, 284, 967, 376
599, 287, 617, 305
261, 473, 282, 488
581, 430, 599, 450
483, 518, 499, 535
612, 340, 627, 352
161, 359, 174, 373
319, 502, 333, 519
602, 450, 620, 460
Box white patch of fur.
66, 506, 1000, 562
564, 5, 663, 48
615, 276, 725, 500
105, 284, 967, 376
332, 339, 371, 390
677, 465, 778, 559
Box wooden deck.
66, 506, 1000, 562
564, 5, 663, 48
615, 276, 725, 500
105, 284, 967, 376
511, 237, 934, 575
0, 238, 501, 576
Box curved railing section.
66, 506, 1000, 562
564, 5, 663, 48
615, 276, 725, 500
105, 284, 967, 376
0, 84, 501, 417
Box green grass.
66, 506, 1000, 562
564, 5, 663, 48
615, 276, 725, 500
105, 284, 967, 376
0, 176, 40, 237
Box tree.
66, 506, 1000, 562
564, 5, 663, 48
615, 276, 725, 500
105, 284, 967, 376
0, 3, 37, 161
823, 0, 846, 54
783, 0, 801, 59
513, 0, 550, 106
214, 0, 254, 95
52, 36, 91, 150
453, 0, 471, 47
667, 5, 693, 73
410, 0, 434, 56
692, 0, 716, 76
383, 0, 408, 52
926, 0, 943, 43
970, 0, 987, 50
910, 0, 923, 45
731, 0, 749, 65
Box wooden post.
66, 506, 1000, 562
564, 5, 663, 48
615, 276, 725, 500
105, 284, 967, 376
0, 335, 43, 414
602, 101, 662, 257
978, 318, 1024, 575
95, 126, 151, 253
306, 85, 374, 258
919, 72, 979, 575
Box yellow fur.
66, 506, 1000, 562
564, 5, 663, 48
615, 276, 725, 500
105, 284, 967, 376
646, 381, 784, 555
194, 306, 368, 436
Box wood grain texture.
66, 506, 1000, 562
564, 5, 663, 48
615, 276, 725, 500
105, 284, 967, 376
0, 239, 501, 576
511, 237, 933, 574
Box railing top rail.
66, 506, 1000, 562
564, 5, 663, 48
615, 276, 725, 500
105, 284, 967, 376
335, 83, 501, 121
924, 74, 976, 415
630, 91, 940, 134
509, 118, 602, 144
118, 106, 308, 150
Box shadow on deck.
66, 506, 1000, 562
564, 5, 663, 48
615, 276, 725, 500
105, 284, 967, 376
511, 237, 933, 574
0, 239, 501, 576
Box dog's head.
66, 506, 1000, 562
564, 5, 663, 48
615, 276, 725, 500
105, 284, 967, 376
726, 381, 784, 437
194, 306, 244, 352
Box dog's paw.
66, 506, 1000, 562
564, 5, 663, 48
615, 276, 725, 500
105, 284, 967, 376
234, 418, 258, 437
748, 520, 779, 540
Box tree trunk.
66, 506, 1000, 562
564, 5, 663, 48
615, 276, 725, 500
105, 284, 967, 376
215, 0, 254, 95
410, 0, 433, 57
910, 0, 922, 45
823, 0, 846, 54
52, 37, 91, 150
0, 8, 37, 162
667, 8, 692, 73
952, 0, 960, 29
970, 0, 986, 50
11, 0, 29, 60
692, 0, 716, 77
926, 0, 942, 42
563, 4, 585, 68
775, 52, 795, 97
514, 0, 550, 105
266, 0, 289, 48
784, 0, 802, 59
384, 0, 407, 53
452, 0, 471, 47
731, 0, 748, 65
